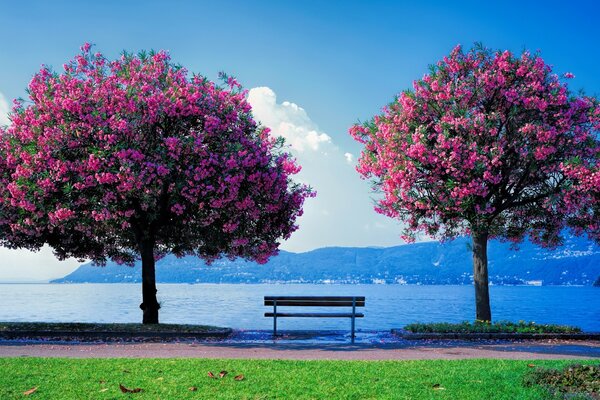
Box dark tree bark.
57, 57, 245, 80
139, 237, 160, 324
472, 230, 491, 322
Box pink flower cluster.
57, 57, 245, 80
0, 45, 313, 264
351, 44, 600, 245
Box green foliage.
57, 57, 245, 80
0, 322, 226, 333
0, 358, 589, 399
23, 142, 37, 155
404, 320, 581, 334
523, 364, 600, 399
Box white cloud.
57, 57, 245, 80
0, 245, 81, 282
248, 86, 404, 252
247, 87, 331, 152
0, 91, 10, 126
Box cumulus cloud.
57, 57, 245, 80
248, 87, 403, 252
247, 87, 331, 152
0, 91, 10, 126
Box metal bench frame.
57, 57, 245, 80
264, 296, 365, 343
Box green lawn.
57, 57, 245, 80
0, 358, 595, 399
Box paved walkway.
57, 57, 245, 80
2, 341, 600, 360
0, 331, 598, 360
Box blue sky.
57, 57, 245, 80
0, 0, 599, 280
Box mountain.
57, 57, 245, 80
52, 235, 600, 286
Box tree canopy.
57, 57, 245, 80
351, 44, 599, 247
1, 44, 312, 264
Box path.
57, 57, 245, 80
0, 330, 598, 360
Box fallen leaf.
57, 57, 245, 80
207, 371, 216, 379
189, 387, 198, 391
527, 364, 536, 368
156, 377, 164, 381
119, 384, 143, 393
99, 388, 108, 393
23, 387, 38, 396
432, 383, 445, 390
219, 370, 228, 378
234, 374, 244, 381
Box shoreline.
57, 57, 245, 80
2, 282, 595, 286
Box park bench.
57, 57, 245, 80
264, 296, 365, 342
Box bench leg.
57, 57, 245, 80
273, 300, 277, 337
351, 297, 356, 343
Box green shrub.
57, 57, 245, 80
523, 364, 600, 399
404, 320, 581, 334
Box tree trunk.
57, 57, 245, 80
139, 237, 160, 324
472, 230, 491, 322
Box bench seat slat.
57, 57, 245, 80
264, 312, 364, 318
265, 296, 365, 301
264, 301, 365, 307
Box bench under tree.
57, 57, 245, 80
264, 296, 365, 343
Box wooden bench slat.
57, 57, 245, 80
264, 300, 365, 307
264, 296, 365, 307
265, 296, 365, 301
265, 312, 365, 318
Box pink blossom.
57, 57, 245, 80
49, 208, 76, 224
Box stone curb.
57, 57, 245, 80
391, 330, 600, 341
0, 328, 232, 342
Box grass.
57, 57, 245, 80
0, 358, 597, 399
404, 321, 582, 334
0, 322, 228, 333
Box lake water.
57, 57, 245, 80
0, 284, 598, 332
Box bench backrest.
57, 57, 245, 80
264, 296, 365, 307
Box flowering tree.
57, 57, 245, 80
1, 45, 313, 324
351, 45, 600, 321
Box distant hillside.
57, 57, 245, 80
52, 235, 600, 286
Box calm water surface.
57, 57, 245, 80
0, 284, 598, 331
